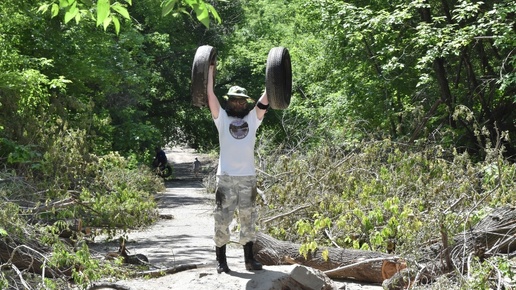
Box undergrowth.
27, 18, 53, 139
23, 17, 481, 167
257, 139, 516, 289
0, 127, 165, 289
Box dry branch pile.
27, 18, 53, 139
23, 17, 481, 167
1, 206, 515, 289
253, 206, 516, 289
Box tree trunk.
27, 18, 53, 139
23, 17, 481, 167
0, 239, 71, 278
255, 206, 516, 288
253, 232, 405, 283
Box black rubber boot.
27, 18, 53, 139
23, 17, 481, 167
243, 242, 262, 271
216, 245, 230, 274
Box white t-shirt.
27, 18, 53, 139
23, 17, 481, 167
214, 106, 262, 176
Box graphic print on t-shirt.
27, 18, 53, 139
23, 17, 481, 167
229, 119, 249, 139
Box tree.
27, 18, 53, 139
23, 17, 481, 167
311, 0, 516, 156
38, 0, 221, 34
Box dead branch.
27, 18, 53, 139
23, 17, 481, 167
254, 206, 516, 289
87, 283, 132, 290
133, 263, 209, 278
0, 240, 68, 278
261, 204, 311, 224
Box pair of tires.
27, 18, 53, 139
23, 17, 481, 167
191, 46, 292, 110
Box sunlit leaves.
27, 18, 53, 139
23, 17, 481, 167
64, 1, 79, 23
161, 0, 179, 16
51, 4, 60, 17
112, 2, 130, 19
161, 0, 221, 28
262, 138, 516, 256
38, 0, 132, 34
38, 0, 220, 34
96, 0, 110, 27
452, 0, 483, 22
192, 1, 211, 28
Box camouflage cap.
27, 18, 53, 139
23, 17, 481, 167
226, 86, 249, 98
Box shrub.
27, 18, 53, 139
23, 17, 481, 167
258, 139, 516, 261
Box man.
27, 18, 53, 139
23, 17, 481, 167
207, 64, 269, 273
153, 146, 168, 170
193, 157, 201, 177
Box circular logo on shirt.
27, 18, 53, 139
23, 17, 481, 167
229, 119, 249, 139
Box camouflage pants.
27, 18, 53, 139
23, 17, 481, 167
213, 175, 258, 247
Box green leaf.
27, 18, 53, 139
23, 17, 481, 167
112, 3, 130, 20
124, 0, 132, 5
321, 249, 329, 261
37, 4, 50, 13
59, 0, 70, 8
206, 3, 221, 24
161, 0, 178, 17
64, 2, 79, 24
103, 16, 112, 31
193, 3, 210, 28
96, 0, 110, 27
0, 228, 7, 237
51, 3, 60, 17
74, 10, 82, 24
64, 9, 77, 23
112, 15, 121, 35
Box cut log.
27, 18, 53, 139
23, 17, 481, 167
255, 206, 516, 288
253, 232, 405, 283
450, 205, 516, 261
0, 239, 71, 278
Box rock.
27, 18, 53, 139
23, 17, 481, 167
289, 265, 337, 290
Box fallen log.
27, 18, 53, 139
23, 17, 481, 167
383, 205, 516, 289
0, 239, 71, 278
254, 206, 516, 288
451, 205, 516, 262
253, 232, 406, 283
133, 263, 208, 278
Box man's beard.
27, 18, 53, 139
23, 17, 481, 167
226, 108, 250, 118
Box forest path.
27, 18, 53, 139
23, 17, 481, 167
92, 146, 381, 290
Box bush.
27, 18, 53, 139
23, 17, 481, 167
0, 127, 164, 288
257, 139, 516, 260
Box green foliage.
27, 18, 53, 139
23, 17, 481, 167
37, 0, 124, 32
0, 200, 27, 241
161, 0, 221, 28
259, 138, 516, 257
38, 0, 220, 34
230, 0, 516, 158
453, 256, 515, 289
0, 133, 162, 288
0, 273, 7, 289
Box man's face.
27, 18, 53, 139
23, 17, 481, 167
226, 97, 250, 118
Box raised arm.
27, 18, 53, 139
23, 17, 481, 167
255, 90, 269, 120
207, 65, 220, 119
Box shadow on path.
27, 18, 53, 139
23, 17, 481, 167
89, 147, 216, 269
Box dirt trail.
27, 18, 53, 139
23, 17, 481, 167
92, 147, 382, 290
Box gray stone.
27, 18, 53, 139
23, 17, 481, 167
290, 265, 337, 290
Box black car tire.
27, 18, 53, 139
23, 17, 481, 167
191, 45, 217, 107
160, 165, 173, 178
266, 47, 292, 110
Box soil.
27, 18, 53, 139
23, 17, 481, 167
88, 147, 383, 290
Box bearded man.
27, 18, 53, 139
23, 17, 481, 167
206, 64, 269, 274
